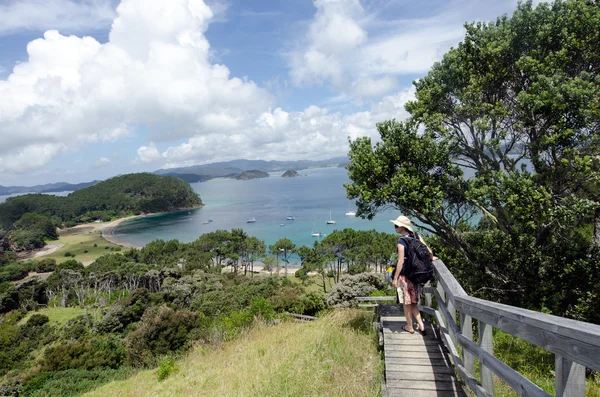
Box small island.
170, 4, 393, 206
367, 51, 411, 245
236, 170, 269, 180
281, 170, 300, 178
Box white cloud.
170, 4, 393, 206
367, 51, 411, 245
136, 143, 162, 163
0, 0, 271, 174
0, 0, 116, 35
288, 0, 525, 99
93, 157, 111, 168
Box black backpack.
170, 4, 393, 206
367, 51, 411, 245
400, 237, 434, 285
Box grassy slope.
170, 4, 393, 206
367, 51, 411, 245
85, 310, 382, 397
44, 228, 121, 264
19, 307, 88, 326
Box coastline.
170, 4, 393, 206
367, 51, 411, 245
100, 206, 204, 248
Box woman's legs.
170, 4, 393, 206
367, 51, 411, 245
403, 303, 414, 332
411, 304, 425, 332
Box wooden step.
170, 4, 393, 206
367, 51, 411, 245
387, 379, 464, 392
386, 364, 456, 374
386, 357, 450, 366
386, 371, 459, 382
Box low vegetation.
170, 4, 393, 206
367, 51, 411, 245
85, 310, 381, 397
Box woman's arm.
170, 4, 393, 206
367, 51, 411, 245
392, 243, 404, 288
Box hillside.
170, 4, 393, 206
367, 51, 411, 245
0, 173, 202, 231
281, 170, 300, 177
0, 180, 99, 195
85, 311, 381, 397
236, 170, 269, 180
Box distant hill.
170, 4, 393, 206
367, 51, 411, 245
236, 170, 269, 180
154, 157, 349, 180
281, 170, 300, 177
0, 180, 100, 195
159, 173, 211, 183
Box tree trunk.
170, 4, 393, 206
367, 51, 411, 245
593, 207, 600, 249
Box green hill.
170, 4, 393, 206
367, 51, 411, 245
0, 173, 202, 231
236, 170, 269, 180
85, 310, 381, 397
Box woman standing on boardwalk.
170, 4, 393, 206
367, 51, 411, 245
390, 215, 431, 335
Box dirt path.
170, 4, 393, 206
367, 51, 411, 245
17, 243, 65, 260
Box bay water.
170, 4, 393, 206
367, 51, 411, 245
114, 167, 399, 260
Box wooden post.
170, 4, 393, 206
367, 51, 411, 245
555, 355, 585, 397
424, 281, 432, 308
447, 299, 457, 346
461, 312, 475, 376
478, 320, 494, 397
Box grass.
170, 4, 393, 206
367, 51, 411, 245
42, 229, 121, 265
84, 310, 383, 397
18, 307, 89, 326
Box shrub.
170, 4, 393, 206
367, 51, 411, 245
157, 357, 178, 381
96, 288, 151, 334
26, 314, 49, 327
83, 250, 88, 253
327, 273, 388, 307
64, 252, 73, 257
249, 297, 276, 321
36, 258, 56, 273
0, 263, 28, 283
56, 259, 84, 272
301, 291, 327, 316
93, 243, 98, 247
126, 306, 206, 365
40, 337, 125, 371
269, 285, 305, 314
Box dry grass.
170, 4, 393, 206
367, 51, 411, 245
84, 310, 382, 397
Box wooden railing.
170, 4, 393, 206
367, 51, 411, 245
418, 259, 600, 397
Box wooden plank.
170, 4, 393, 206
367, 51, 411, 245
555, 355, 586, 397
385, 351, 445, 359
455, 295, 600, 371
460, 312, 475, 376
386, 371, 459, 382
457, 333, 551, 397
478, 320, 494, 397
385, 357, 450, 366
384, 345, 446, 353
355, 296, 396, 301
384, 339, 442, 346
387, 379, 463, 391
433, 259, 467, 304
386, 364, 456, 374
387, 389, 464, 397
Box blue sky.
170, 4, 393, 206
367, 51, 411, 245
0, 0, 541, 186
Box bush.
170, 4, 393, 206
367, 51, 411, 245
249, 297, 276, 321
327, 273, 388, 307
26, 314, 49, 327
0, 263, 28, 283
126, 306, 206, 365
64, 252, 73, 257
269, 285, 305, 313
83, 250, 88, 253
93, 243, 98, 247
157, 357, 178, 381
301, 291, 327, 316
40, 337, 125, 371
36, 258, 56, 273
56, 259, 84, 272
96, 288, 151, 334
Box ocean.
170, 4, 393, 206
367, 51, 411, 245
114, 167, 399, 253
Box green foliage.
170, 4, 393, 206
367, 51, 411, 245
0, 173, 202, 234
0, 262, 28, 283
0, 282, 19, 313
40, 336, 125, 371
56, 259, 84, 272
36, 258, 56, 273
21, 367, 136, 397
248, 297, 276, 321
157, 357, 178, 381
346, 0, 600, 323
126, 306, 206, 365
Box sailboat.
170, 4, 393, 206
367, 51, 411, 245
345, 203, 356, 216
246, 217, 256, 223
326, 210, 336, 224
311, 223, 321, 237
286, 206, 296, 220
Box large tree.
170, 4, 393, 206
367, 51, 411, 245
346, 0, 600, 320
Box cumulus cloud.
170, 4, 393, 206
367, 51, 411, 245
136, 143, 162, 164
0, 0, 271, 174
0, 0, 116, 35
289, 0, 524, 99
0, 0, 420, 177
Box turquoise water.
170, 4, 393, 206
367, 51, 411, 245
114, 167, 399, 252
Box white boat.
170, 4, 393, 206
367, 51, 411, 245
311, 223, 321, 237
280, 223, 286, 227
246, 217, 256, 223
345, 202, 356, 216
326, 210, 336, 224
286, 206, 296, 220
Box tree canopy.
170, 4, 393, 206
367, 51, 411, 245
346, 0, 600, 323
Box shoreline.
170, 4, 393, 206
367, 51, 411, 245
99, 206, 203, 248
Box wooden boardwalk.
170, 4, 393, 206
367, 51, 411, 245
379, 304, 466, 397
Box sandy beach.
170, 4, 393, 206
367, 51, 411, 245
100, 216, 144, 248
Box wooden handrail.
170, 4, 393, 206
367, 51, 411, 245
418, 259, 600, 397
